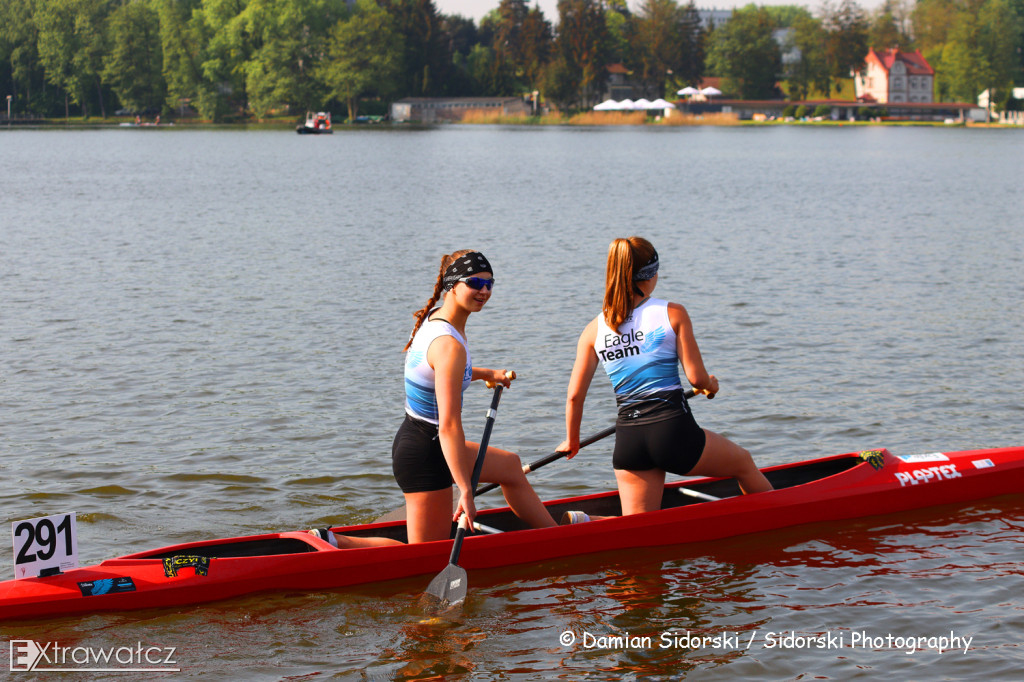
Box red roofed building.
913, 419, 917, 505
854, 49, 935, 104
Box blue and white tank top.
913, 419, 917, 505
404, 318, 473, 425
594, 298, 687, 424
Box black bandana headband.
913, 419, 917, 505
633, 249, 659, 281
442, 251, 493, 291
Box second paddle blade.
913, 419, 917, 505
424, 563, 468, 608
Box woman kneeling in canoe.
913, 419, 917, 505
557, 237, 772, 522
313, 250, 556, 547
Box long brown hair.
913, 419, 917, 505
403, 249, 475, 351
603, 236, 656, 331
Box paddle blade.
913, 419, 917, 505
424, 562, 468, 608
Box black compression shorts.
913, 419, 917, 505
612, 409, 707, 476
392, 414, 454, 493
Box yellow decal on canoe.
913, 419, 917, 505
163, 555, 211, 578
859, 450, 886, 470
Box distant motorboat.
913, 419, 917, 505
296, 111, 332, 134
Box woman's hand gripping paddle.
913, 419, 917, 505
424, 380, 506, 608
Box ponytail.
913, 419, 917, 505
602, 236, 656, 331
403, 249, 474, 351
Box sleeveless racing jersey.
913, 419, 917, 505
404, 318, 473, 425
594, 298, 687, 424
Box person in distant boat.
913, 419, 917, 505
556, 237, 772, 523
312, 250, 556, 547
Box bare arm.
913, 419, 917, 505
557, 317, 600, 457
668, 302, 718, 396
471, 366, 515, 387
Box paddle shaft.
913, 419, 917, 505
446, 385, 503, 566
472, 387, 701, 497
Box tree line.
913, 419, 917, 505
2, 0, 1022, 122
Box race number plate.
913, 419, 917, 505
12, 512, 79, 579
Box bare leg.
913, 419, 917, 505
615, 468, 666, 515
404, 488, 459, 543
687, 429, 773, 494
469, 442, 557, 528
332, 534, 403, 548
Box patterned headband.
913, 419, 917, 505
442, 251, 493, 291
633, 250, 659, 281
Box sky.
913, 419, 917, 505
434, 0, 886, 23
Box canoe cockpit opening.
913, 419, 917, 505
134, 537, 317, 560
348, 455, 869, 540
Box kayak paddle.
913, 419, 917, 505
472, 387, 700, 497
424, 382, 505, 607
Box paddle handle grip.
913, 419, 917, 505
484, 370, 515, 389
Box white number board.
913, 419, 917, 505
12, 512, 79, 579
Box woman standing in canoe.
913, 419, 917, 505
557, 237, 772, 520
314, 250, 556, 546
395, 250, 557, 542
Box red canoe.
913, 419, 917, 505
2, 445, 1023, 621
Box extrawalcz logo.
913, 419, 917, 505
10, 639, 179, 672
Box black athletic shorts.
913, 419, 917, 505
612, 409, 707, 476
392, 414, 454, 493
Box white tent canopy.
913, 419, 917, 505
592, 98, 676, 111
700, 86, 722, 96
677, 86, 699, 96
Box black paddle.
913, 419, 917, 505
472, 387, 702, 497
424, 384, 504, 607
472, 425, 615, 497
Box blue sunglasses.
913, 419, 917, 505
459, 276, 495, 291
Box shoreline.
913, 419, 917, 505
3, 116, 1020, 130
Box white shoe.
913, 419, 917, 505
560, 510, 591, 525
308, 527, 339, 547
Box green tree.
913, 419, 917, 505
820, 0, 869, 94
1010, 0, 1024, 84
441, 13, 482, 95
493, 0, 529, 91
604, 0, 634, 65
554, 0, 611, 107
319, 0, 402, 120
34, 0, 111, 119
200, 0, 263, 119
381, 0, 450, 96
239, 0, 347, 118
157, 0, 221, 120
540, 53, 580, 110
937, 0, 1022, 108
911, 0, 959, 52
631, 0, 704, 98
1, 0, 53, 115
707, 5, 781, 99
103, 0, 166, 114
868, 1, 913, 50
466, 43, 499, 94
784, 11, 830, 100
519, 5, 554, 91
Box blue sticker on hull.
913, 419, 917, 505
77, 577, 137, 597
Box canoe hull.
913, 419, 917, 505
2, 445, 1022, 620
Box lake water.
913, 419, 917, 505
2, 124, 1023, 679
